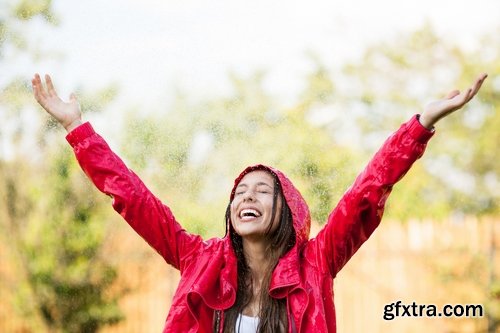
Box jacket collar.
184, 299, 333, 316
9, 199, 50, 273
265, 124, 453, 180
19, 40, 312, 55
185, 237, 238, 311
269, 245, 301, 298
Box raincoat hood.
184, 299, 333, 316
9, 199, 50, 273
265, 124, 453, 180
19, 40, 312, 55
229, 164, 311, 248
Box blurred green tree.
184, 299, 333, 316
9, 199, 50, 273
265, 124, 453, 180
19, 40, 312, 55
316, 24, 500, 332
339, 24, 500, 220
121, 68, 361, 236
121, 25, 499, 229
0, 1, 123, 332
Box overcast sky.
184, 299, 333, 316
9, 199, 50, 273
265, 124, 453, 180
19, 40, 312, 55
5, 0, 500, 112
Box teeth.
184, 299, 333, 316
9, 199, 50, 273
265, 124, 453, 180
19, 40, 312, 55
240, 209, 261, 218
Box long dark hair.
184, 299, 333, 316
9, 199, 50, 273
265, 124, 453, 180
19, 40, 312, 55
221, 171, 296, 333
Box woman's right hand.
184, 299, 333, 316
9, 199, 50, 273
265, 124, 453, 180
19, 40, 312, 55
32, 73, 83, 132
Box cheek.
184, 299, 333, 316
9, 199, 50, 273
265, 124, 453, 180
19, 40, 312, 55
266, 196, 279, 213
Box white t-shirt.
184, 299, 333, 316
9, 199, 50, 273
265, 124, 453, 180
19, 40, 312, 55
235, 313, 259, 333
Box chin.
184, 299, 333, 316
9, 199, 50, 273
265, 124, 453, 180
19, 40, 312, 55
234, 226, 266, 239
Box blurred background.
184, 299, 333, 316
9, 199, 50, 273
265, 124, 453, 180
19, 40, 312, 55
0, 0, 499, 332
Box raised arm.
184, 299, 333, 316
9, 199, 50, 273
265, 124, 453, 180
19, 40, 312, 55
32, 74, 203, 271
308, 73, 488, 277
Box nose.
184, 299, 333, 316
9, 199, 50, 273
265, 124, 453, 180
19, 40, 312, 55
242, 190, 255, 202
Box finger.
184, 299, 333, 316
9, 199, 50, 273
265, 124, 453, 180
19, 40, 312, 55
31, 73, 41, 92
31, 75, 39, 93
444, 88, 470, 111
36, 73, 48, 96
45, 74, 57, 97
455, 88, 472, 108
33, 73, 41, 86
446, 90, 460, 99
466, 73, 488, 102
32, 78, 40, 101
32, 73, 47, 102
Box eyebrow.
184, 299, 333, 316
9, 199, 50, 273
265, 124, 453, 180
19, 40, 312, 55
236, 182, 273, 189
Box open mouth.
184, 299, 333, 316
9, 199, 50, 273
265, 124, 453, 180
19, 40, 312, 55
239, 209, 262, 220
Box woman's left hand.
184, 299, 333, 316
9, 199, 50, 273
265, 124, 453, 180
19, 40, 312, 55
419, 73, 488, 129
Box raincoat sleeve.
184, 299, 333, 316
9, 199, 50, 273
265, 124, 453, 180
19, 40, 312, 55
66, 122, 202, 271
312, 115, 434, 277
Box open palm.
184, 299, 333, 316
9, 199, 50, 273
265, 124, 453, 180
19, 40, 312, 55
32, 73, 82, 131
420, 73, 488, 128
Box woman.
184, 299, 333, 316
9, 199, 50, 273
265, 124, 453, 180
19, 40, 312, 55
32, 73, 487, 333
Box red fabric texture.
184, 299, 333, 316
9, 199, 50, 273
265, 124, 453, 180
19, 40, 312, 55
66, 115, 433, 332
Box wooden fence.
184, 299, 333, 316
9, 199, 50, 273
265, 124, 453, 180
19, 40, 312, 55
1, 217, 498, 333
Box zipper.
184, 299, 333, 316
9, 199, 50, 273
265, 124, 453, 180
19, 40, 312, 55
213, 310, 225, 333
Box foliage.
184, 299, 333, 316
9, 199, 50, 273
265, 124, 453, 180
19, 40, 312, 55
0, 0, 124, 332
2, 149, 124, 333
122, 69, 360, 236
121, 25, 499, 236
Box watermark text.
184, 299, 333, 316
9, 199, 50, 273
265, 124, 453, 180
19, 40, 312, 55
383, 301, 484, 320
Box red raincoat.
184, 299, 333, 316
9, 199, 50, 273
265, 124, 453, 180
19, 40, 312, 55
66, 115, 434, 332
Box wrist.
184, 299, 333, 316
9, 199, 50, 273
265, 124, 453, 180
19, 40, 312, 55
65, 119, 83, 133
418, 113, 435, 130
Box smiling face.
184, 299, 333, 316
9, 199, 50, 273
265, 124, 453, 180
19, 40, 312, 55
230, 170, 282, 242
